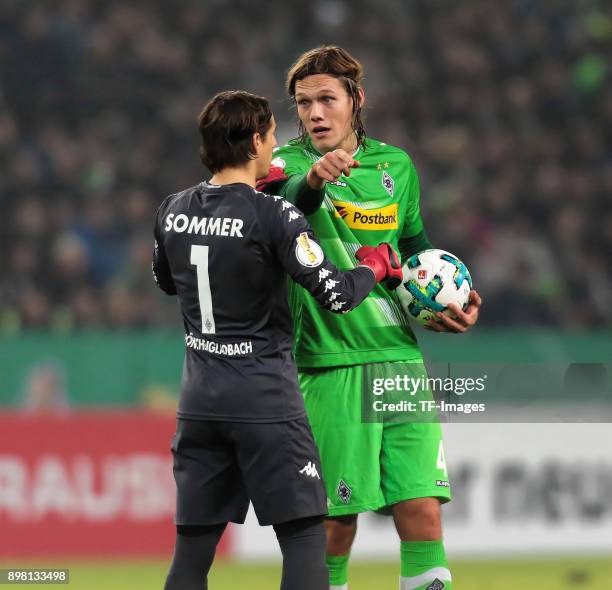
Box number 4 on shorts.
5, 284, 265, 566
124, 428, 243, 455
436, 441, 448, 478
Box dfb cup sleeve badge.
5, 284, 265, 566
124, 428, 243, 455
295, 232, 324, 267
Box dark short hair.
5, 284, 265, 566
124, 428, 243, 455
286, 46, 366, 149
197, 91, 273, 173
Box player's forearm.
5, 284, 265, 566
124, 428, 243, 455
152, 244, 177, 295
303, 264, 376, 314
398, 229, 433, 262
279, 173, 325, 215
294, 243, 403, 313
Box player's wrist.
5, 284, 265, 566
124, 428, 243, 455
358, 260, 385, 282
307, 167, 326, 190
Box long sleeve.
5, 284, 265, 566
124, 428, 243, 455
257, 167, 325, 215
398, 228, 434, 262
152, 200, 177, 295
262, 194, 376, 313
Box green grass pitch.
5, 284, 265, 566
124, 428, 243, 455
3, 557, 611, 589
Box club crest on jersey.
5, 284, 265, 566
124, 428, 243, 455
331, 200, 398, 230
295, 232, 324, 267
337, 479, 352, 504
382, 171, 394, 196
426, 579, 445, 590
271, 156, 286, 169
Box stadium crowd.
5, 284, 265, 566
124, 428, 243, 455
1, 0, 610, 330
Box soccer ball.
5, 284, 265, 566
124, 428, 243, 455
397, 249, 473, 325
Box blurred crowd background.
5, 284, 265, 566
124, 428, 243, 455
1, 2, 611, 574
1, 0, 611, 331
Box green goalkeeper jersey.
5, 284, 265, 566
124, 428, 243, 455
273, 136, 425, 368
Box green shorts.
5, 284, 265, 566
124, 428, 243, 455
300, 361, 452, 516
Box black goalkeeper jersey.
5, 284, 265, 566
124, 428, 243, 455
153, 181, 376, 422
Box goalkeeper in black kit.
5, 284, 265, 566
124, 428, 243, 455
152, 90, 403, 590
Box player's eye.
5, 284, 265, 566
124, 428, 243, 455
297, 99, 310, 107
321, 96, 334, 103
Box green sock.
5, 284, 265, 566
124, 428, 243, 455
400, 540, 452, 590
326, 553, 350, 587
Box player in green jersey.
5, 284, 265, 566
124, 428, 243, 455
257, 46, 482, 590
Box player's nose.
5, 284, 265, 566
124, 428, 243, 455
309, 102, 324, 121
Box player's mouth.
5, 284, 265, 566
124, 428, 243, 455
311, 126, 331, 138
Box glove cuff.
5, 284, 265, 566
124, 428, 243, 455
358, 257, 386, 282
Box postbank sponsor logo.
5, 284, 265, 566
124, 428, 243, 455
331, 200, 398, 230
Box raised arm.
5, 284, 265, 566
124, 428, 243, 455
256, 149, 359, 215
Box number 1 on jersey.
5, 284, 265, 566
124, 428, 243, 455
190, 245, 216, 334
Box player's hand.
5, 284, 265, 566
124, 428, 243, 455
425, 290, 482, 333
307, 149, 360, 189
356, 243, 403, 289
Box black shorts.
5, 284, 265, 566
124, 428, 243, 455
171, 417, 328, 526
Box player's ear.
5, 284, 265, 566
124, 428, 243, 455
252, 132, 262, 156
357, 87, 365, 109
